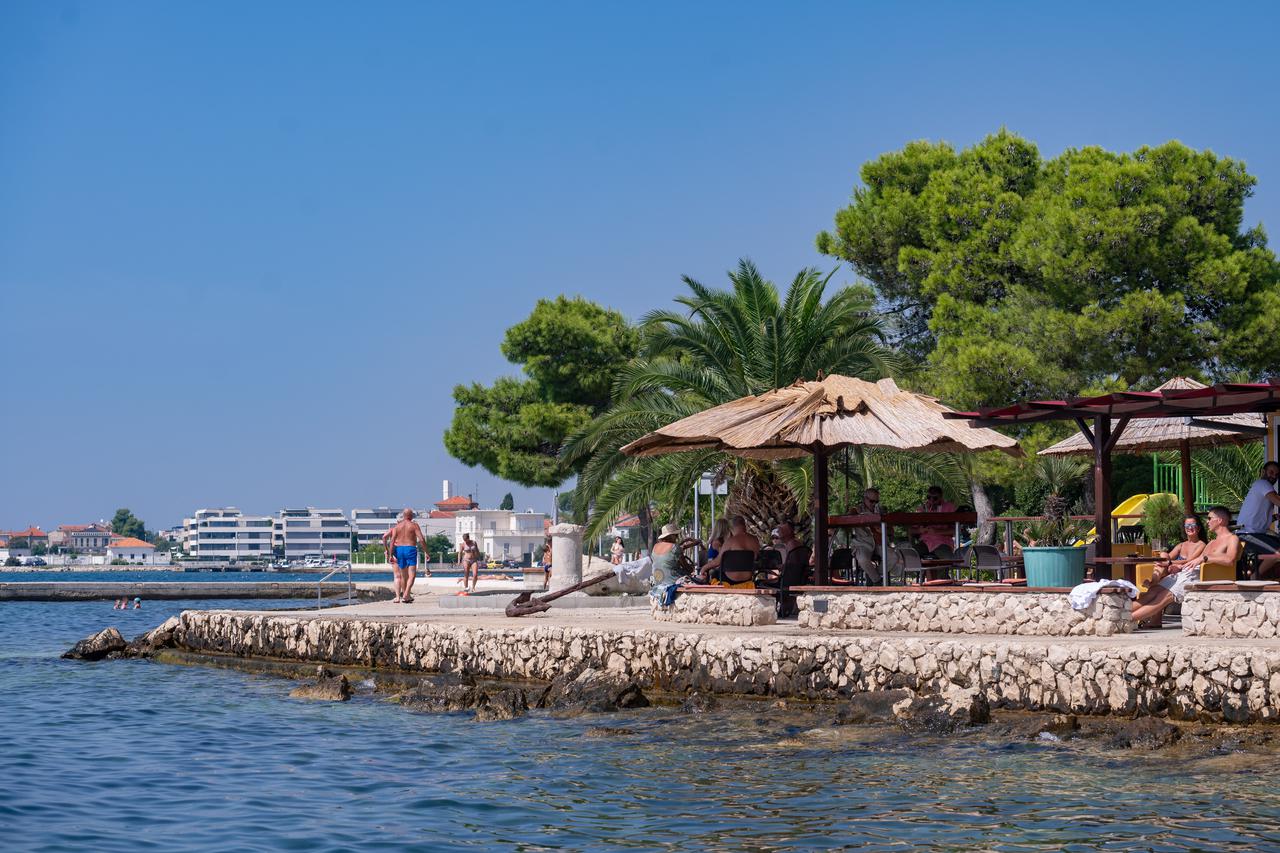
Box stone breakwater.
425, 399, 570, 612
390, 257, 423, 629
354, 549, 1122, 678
796, 590, 1134, 637
173, 610, 1280, 723
1183, 592, 1280, 638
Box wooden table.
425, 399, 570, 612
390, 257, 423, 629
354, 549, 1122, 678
1090, 556, 1156, 584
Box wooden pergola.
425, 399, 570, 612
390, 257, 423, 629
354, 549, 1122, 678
946, 380, 1280, 569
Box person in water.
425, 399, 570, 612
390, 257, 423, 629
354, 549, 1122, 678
382, 508, 428, 604
132, 597, 142, 609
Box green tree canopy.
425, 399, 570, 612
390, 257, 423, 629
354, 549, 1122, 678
110, 508, 147, 541
444, 297, 638, 487
817, 130, 1280, 408
499, 492, 514, 510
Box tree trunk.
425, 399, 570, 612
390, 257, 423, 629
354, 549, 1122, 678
638, 504, 654, 550
969, 477, 996, 545
726, 465, 804, 541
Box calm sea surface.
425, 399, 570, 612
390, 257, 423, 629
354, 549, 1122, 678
5, 597, 1280, 851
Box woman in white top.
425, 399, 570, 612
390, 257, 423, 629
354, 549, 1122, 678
610, 536, 625, 565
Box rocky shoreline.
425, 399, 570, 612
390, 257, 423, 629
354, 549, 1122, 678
60, 607, 1280, 728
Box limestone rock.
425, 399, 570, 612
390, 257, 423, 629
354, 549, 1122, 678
834, 689, 913, 725
680, 692, 720, 714
62, 627, 127, 661
1110, 717, 1181, 750
538, 668, 649, 714
895, 688, 989, 733
125, 616, 182, 657
289, 672, 352, 701
474, 688, 529, 722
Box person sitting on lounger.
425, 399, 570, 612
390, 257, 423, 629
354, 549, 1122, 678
1148, 514, 1208, 585
1133, 506, 1238, 628
700, 516, 760, 587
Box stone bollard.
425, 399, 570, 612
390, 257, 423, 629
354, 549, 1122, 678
549, 523, 584, 592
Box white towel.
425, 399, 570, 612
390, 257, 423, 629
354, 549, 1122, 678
612, 555, 652, 585
1069, 579, 1139, 611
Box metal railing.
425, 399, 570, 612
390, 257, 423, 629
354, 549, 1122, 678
316, 563, 354, 609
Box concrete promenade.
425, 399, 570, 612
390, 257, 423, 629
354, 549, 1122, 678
165, 589, 1280, 723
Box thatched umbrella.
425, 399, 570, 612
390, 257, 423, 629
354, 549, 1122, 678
1038, 377, 1265, 514
621, 375, 1021, 583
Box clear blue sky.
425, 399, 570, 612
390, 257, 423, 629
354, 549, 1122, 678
3, 1, 1278, 531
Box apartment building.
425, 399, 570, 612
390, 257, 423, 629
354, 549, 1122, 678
182, 508, 275, 561
453, 508, 547, 564
274, 508, 352, 560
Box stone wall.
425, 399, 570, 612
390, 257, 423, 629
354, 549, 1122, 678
797, 590, 1133, 637
1183, 592, 1280, 638
175, 610, 1280, 722
651, 590, 777, 626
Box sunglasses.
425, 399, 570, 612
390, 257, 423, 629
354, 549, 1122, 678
1183, 523, 1198, 529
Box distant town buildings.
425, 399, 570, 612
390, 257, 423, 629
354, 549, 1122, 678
182, 508, 275, 560
453, 508, 546, 564
274, 508, 352, 560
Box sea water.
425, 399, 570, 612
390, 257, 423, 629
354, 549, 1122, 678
5, 599, 1280, 851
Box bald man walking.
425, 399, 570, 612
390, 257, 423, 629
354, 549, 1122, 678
382, 508, 427, 603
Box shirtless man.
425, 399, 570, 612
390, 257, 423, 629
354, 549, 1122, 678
459, 533, 481, 595
382, 508, 427, 604
1132, 505, 1239, 628
700, 516, 760, 584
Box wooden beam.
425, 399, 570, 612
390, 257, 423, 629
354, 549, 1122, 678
1093, 415, 1113, 574
813, 450, 830, 586
1103, 416, 1131, 455
1074, 417, 1096, 449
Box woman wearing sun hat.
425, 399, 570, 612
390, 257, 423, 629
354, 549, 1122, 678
650, 523, 686, 586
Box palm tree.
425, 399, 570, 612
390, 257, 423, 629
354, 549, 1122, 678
1192, 443, 1264, 508
564, 258, 900, 540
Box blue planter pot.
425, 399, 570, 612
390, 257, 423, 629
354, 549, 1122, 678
1023, 546, 1086, 588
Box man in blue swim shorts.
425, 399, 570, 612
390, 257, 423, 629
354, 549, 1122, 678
381, 508, 428, 603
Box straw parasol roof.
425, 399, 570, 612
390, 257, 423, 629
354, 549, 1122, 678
1038, 377, 1265, 457
621, 376, 1021, 459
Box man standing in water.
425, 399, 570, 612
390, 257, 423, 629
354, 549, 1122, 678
382, 508, 428, 604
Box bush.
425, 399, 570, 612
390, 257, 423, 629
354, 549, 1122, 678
4, 557, 20, 567
1142, 494, 1184, 547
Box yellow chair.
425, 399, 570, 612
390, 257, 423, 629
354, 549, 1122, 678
1200, 541, 1245, 583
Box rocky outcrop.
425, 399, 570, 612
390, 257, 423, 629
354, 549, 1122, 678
652, 591, 778, 626
537, 669, 649, 714
168, 611, 1280, 723
124, 616, 181, 657
62, 627, 127, 661
798, 590, 1134, 636
289, 668, 352, 701
834, 689, 913, 725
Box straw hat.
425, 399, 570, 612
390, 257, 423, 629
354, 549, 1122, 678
657, 524, 681, 542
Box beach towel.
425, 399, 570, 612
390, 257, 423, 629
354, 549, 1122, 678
612, 555, 653, 585
1068, 579, 1139, 611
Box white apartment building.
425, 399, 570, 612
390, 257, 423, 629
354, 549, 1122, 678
275, 508, 352, 560
351, 507, 454, 549
453, 509, 547, 564
183, 508, 275, 561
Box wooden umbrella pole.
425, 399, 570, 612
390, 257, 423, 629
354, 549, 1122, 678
814, 448, 830, 585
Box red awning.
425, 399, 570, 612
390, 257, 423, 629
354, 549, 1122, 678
945, 379, 1280, 427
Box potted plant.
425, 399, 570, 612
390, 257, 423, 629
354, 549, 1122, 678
1020, 458, 1090, 588
1140, 493, 1183, 553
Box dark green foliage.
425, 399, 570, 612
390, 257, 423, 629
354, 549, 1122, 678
819, 130, 1280, 407
444, 298, 637, 487
499, 493, 514, 511
110, 508, 146, 541
423, 533, 453, 555
1142, 493, 1185, 546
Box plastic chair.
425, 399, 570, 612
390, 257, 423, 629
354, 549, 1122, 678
893, 545, 928, 585
716, 550, 757, 586
1201, 541, 1246, 582
972, 545, 1005, 581
829, 548, 857, 585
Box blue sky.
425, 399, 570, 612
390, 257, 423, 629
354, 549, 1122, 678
3, 1, 1278, 531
